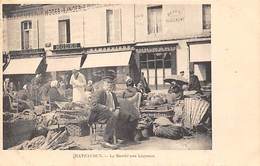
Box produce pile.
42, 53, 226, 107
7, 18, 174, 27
145, 93, 167, 106
3, 111, 36, 122
9, 129, 85, 150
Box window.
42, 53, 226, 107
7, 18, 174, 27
58, 19, 70, 44
147, 5, 162, 34
202, 4, 211, 30
106, 9, 122, 43
21, 20, 32, 49
106, 10, 113, 43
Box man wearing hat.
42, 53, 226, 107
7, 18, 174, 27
88, 71, 140, 148
88, 71, 120, 148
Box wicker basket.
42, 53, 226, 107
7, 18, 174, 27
65, 121, 90, 137
3, 119, 36, 149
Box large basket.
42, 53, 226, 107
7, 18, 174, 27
183, 98, 210, 129
3, 119, 36, 149
65, 121, 90, 137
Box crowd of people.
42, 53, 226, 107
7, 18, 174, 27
3, 69, 203, 149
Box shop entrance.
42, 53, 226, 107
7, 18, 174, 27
193, 62, 211, 85
140, 51, 176, 90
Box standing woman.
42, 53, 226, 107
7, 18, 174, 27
69, 69, 87, 103
140, 72, 151, 93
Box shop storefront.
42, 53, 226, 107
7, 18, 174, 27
47, 43, 84, 87
3, 49, 46, 90
81, 44, 138, 90
188, 42, 211, 85
135, 44, 177, 90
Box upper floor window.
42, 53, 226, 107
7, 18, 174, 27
106, 9, 122, 43
58, 19, 70, 44
147, 5, 162, 34
21, 20, 32, 49
202, 4, 211, 30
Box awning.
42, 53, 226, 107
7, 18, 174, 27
82, 51, 132, 68
4, 57, 43, 75
46, 56, 81, 72
190, 43, 211, 62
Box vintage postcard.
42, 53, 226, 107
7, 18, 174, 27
0, 0, 259, 166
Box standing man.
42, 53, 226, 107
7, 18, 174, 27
69, 69, 87, 103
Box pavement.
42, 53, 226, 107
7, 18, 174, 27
69, 132, 212, 150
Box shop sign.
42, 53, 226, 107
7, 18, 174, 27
6, 4, 92, 19
136, 45, 176, 53
9, 48, 45, 56
166, 9, 185, 23
53, 43, 81, 50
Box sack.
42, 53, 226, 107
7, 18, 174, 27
153, 125, 184, 140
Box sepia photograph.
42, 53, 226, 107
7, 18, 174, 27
2, 4, 212, 150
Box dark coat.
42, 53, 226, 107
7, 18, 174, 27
88, 90, 119, 125
48, 87, 68, 103
16, 89, 30, 101
39, 82, 51, 101
90, 90, 119, 112
88, 90, 140, 141
16, 89, 33, 112
189, 75, 201, 92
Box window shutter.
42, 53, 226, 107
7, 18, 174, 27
29, 29, 33, 49
147, 8, 153, 34
21, 22, 24, 49
203, 5, 211, 29
113, 9, 122, 42
59, 21, 67, 44
156, 8, 162, 33
66, 20, 71, 43
106, 10, 113, 43
24, 31, 30, 49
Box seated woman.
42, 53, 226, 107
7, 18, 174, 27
15, 84, 34, 112
122, 79, 138, 99
167, 81, 183, 104
85, 80, 94, 93
47, 81, 68, 109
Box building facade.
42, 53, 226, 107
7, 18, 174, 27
3, 4, 211, 90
